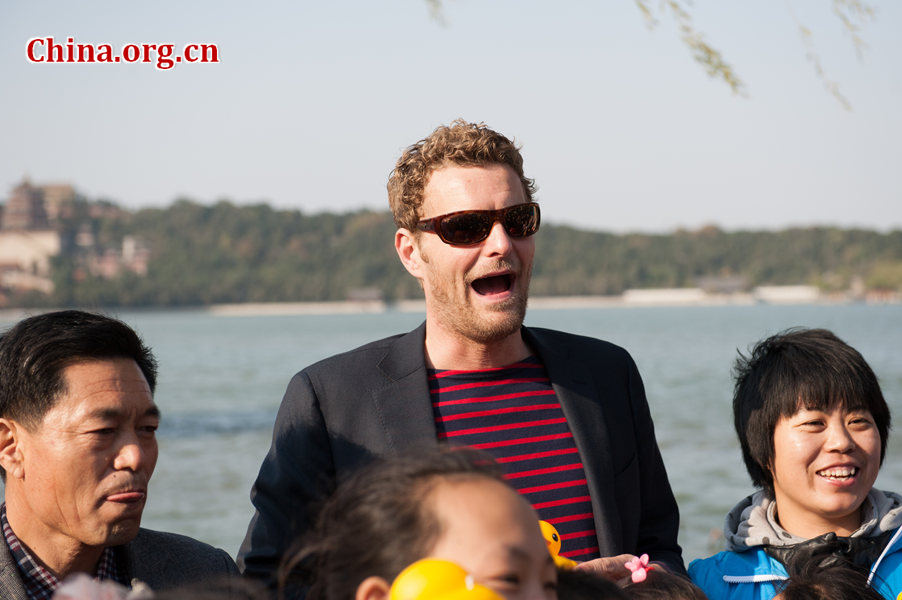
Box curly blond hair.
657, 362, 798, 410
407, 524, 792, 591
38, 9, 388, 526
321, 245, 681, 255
387, 119, 536, 230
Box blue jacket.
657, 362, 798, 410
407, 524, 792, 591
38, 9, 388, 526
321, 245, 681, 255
688, 527, 902, 600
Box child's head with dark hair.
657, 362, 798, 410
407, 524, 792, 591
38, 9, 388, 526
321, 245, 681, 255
775, 564, 884, 600
556, 568, 627, 600
280, 447, 556, 600
623, 569, 708, 600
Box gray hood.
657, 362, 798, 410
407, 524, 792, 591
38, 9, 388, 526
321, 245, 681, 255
724, 489, 902, 552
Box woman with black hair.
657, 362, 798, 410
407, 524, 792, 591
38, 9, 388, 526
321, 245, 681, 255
689, 328, 902, 600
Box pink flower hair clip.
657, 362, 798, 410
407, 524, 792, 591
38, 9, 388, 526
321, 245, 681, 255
625, 553, 655, 583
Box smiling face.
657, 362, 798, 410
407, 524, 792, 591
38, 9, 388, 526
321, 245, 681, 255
5, 358, 160, 553
771, 407, 881, 538
427, 478, 556, 600
398, 163, 535, 346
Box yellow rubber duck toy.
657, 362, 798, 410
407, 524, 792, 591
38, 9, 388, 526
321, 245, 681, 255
539, 520, 579, 569
390, 558, 504, 600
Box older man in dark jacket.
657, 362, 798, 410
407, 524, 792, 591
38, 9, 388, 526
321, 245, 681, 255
0, 310, 237, 599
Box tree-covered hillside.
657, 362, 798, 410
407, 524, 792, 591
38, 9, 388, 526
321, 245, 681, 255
41, 200, 902, 308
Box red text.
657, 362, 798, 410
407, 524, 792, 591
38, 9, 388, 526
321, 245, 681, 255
26, 37, 219, 70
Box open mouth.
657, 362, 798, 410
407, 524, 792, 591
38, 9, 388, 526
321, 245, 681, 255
816, 466, 858, 481
471, 274, 513, 296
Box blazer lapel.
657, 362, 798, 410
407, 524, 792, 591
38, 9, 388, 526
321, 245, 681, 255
372, 322, 439, 453
368, 324, 625, 554
523, 327, 623, 556
0, 542, 29, 600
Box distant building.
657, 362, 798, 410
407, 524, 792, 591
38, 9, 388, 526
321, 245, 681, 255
695, 275, 749, 294
347, 286, 383, 302
121, 235, 149, 276
753, 285, 821, 304
41, 183, 77, 222
2, 178, 50, 230
85, 235, 150, 279
0, 178, 152, 302
622, 288, 708, 305
0, 178, 63, 297
0, 230, 60, 275
0, 179, 65, 298
0, 269, 55, 294
0, 230, 61, 293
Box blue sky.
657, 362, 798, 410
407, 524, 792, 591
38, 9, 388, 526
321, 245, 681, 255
2, 0, 899, 232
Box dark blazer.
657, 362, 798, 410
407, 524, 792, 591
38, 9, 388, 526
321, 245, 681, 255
0, 528, 238, 599
239, 323, 683, 580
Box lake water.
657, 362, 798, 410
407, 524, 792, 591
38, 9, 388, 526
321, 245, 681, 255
2, 303, 901, 565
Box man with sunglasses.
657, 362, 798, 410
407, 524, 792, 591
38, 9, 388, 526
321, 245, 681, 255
239, 120, 684, 584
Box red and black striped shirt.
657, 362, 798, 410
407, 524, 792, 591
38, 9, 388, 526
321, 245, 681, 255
428, 356, 600, 561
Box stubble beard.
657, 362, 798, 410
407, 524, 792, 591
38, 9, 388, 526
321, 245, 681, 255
426, 262, 532, 345
105, 519, 141, 546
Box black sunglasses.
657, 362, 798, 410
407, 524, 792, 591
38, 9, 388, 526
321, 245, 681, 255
415, 203, 541, 246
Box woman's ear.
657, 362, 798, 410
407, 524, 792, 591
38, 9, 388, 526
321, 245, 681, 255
355, 576, 391, 600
